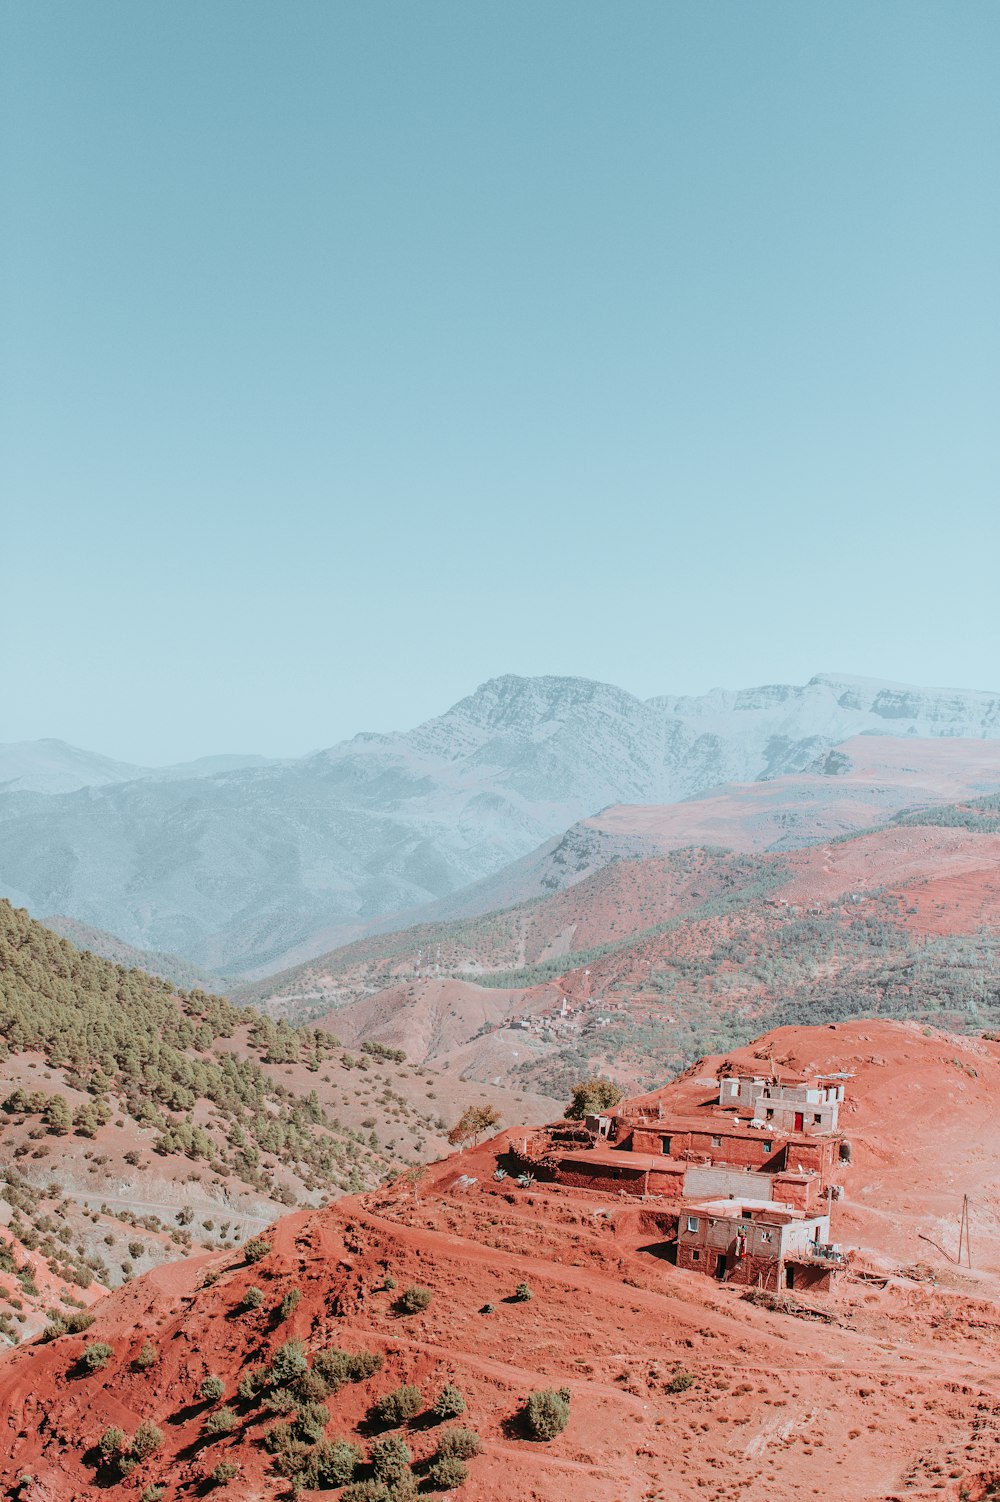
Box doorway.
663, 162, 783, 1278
715, 1255, 728, 1280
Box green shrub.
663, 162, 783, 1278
240, 1286, 264, 1310
262, 1385, 297, 1414
201, 1375, 226, 1401
524, 1388, 570, 1440
369, 1433, 412, 1483
279, 1287, 301, 1320
372, 1384, 422, 1427
263, 1423, 312, 1477
313, 1345, 384, 1391
294, 1401, 331, 1443
513, 1282, 532, 1302
140, 1488, 165, 1502
134, 1339, 158, 1369
98, 1426, 128, 1459
340, 1484, 393, 1502
432, 1383, 466, 1420
666, 1370, 695, 1392
436, 1428, 482, 1460
397, 1285, 432, 1315
210, 1461, 240, 1485
305, 1436, 363, 1488
270, 1338, 308, 1383
131, 1420, 164, 1459
81, 1341, 113, 1372
237, 1364, 268, 1402
427, 1455, 469, 1490
242, 1236, 270, 1263
42, 1309, 95, 1342
204, 1406, 238, 1436
294, 1365, 333, 1402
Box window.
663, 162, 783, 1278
686, 1216, 699, 1233
711, 1135, 721, 1148
661, 1136, 671, 1154
692, 1250, 700, 1261
762, 1142, 772, 1155
814, 1113, 822, 1124
765, 1108, 774, 1121
761, 1230, 772, 1243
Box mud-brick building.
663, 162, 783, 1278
677, 1200, 845, 1291
614, 1114, 839, 1186
717, 1073, 845, 1133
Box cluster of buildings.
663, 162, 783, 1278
507, 994, 627, 1038
508, 1065, 852, 1292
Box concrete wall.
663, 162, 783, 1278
683, 1166, 774, 1200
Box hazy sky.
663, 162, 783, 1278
3, 2, 998, 763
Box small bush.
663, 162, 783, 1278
242, 1236, 270, 1264
524, 1388, 570, 1440
314, 1345, 384, 1391
210, 1461, 240, 1485
99, 1426, 128, 1459
279, 1287, 301, 1320
81, 1341, 113, 1372
236, 1364, 268, 1402
270, 1338, 308, 1384
306, 1436, 363, 1488
340, 1484, 394, 1502
397, 1285, 432, 1315
383, 1275, 397, 1290
240, 1286, 264, 1310
369, 1433, 412, 1483
666, 1370, 695, 1393
436, 1428, 482, 1461
201, 1375, 226, 1402
140, 1488, 165, 1502
262, 1385, 297, 1414
512, 1282, 532, 1302
372, 1384, 422, 1427
263, 1423, 312, 1477
427, 1455, 469, 1490
432, 1384, 466, 1420
295, 1366, 333, 1402
294, 1401, 331, 1443
132, 1420, 164, 1459
134, 1339, 158, 1370
204, 1406, 238, 1436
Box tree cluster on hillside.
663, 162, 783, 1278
0, 901, 403, 1201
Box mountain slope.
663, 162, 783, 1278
243, 795, 1000, 1099
0, 902, 557, 1334
3, 672, 1000, 975
1, 1021, 998, 1502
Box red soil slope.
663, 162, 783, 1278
2, 1021, 999, 1502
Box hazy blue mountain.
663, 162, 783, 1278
0, 739, 149, 794
2, 671, 999, 976
0, 739, 274, 794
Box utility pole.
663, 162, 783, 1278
958, 1195, 972, 1268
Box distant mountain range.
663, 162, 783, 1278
2, 671, 999, 977
0, 737, 274, 795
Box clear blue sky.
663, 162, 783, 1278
3, 2, 998, 763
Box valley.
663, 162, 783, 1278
1, 1019, 998, 1502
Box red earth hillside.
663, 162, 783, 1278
1, 1020, 1000, 1502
